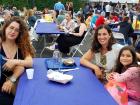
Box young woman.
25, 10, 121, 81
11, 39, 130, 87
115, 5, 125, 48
58, 12, 76, 33
47, 14, 86, 53
80, 25, 123, 80
85, 11, 93, 28
107, 46, 140, 105
0, 16, 35, 105
56, 14, 87, 53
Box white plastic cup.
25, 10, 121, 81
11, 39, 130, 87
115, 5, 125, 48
26, 68, 34, 79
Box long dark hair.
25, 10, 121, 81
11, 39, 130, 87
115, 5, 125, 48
115, 46, 138, 73
77, 14, 85, 23
91, 25, 116, 53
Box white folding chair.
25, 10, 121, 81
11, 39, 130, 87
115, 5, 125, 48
28, 19, 42, 53
70, 28, 92, 57
113, 32, 126, 45
28, 19, 40, 41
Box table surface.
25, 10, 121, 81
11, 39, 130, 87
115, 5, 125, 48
13, 58, 118, 105
35, 22, 65, 34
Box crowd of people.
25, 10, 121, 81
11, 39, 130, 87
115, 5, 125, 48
0, 1, 140, 105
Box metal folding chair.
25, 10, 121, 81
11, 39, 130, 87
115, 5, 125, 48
113, 32, 126, 45
28, 19, 40, 41
70, 28, 92, 57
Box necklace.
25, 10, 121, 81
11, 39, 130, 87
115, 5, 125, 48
100, 48, 107, 69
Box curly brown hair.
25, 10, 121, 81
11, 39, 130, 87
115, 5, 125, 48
91, 25, 116, 53
1, 16, 35, 58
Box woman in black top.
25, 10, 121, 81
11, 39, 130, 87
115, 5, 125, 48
0, 48, 23, 105
0, 16, 34, 105
56, 14, 87, 53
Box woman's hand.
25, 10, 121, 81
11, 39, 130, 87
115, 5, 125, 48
2, 59, 18, 71
106, 72, 116, 81
94, 66, 103, 79
2, 80, 14, 94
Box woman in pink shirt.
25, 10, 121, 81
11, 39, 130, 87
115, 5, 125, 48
108, 46, 140, 105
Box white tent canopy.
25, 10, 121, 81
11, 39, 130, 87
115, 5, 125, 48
89, 0, 139, 3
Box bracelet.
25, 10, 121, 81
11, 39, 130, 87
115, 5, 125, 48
9, 76, 17, 83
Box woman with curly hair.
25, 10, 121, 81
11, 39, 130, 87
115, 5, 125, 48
0, 16, 35, 105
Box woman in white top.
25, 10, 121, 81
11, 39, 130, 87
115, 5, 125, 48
58, 12, 76, 33
80, 25, 123, 80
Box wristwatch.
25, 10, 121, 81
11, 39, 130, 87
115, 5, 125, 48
9, 76, 17, 83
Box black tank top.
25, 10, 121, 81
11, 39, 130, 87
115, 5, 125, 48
74, 26, 86, 38
0, 46, 23, 89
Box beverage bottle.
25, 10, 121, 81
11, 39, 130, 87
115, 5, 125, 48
52, 44, 62, 70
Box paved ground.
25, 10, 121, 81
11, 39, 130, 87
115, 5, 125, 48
32, 31, 93, 58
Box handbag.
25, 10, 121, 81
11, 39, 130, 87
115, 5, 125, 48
105, 80, 128, 105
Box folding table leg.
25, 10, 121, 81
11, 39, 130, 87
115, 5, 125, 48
40, 35, 47, 57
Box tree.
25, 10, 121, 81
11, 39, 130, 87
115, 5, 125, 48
0, 0, 86, 11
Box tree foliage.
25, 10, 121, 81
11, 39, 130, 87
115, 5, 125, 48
0, 0, 87, 11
